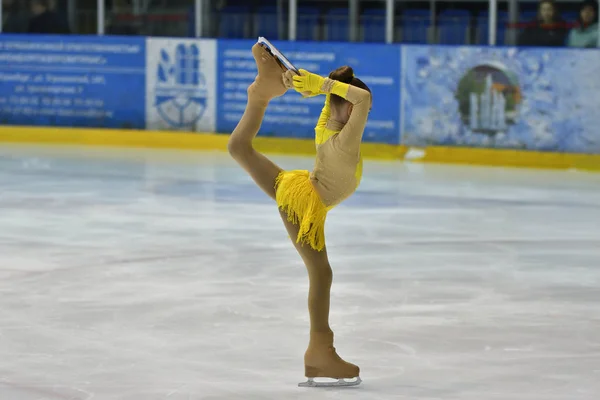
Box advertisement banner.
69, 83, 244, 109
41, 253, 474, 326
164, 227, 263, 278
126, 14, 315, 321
145, 38, 217, 132
217, 40, 401, 144
0, 34, 146, 129
401, 45, 600, 153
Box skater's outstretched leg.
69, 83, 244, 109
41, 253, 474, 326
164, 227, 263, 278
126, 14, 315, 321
278, 210, 359, 381
228, 43, 288, 199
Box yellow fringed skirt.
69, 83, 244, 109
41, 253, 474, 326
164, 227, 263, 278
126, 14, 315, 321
275, 170, 333, 252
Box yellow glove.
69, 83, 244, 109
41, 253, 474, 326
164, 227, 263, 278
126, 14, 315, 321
292, 69, 325, 97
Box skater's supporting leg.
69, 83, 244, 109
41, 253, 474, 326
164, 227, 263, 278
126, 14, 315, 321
278, 209, 333, 333
278, 210, 359, 380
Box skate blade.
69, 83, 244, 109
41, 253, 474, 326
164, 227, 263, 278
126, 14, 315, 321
298, 377, 362, 388
257, 36, 299, 74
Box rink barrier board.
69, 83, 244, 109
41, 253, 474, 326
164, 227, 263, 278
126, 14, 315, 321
1, 126, 599, 171
2, 34, 600, 165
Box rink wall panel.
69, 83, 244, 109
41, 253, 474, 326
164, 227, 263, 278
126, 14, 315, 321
1, 34, 600, 170
401, 45, 600, 155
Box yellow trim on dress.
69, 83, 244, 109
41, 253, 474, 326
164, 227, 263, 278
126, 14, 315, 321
275, 170, 334, 251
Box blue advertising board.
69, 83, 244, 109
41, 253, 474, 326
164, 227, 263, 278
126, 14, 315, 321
1, 33, 600, 156
0, 34, 146, 129
401, 45, 600, 154
217, 40, 401, 144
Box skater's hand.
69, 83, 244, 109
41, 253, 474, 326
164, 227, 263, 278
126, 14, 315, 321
292, 69, 325, 97
283, 70, 315, 98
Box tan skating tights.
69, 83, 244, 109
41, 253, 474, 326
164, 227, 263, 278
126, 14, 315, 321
227, 44, 333, 335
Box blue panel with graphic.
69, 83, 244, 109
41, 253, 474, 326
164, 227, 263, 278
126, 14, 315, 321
155, 42, 208, 129
401, 45, 600, 154
0, 34, 146, 129
217, 40, 401, 144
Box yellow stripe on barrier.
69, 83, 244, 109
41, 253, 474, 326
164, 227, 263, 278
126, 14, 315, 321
0, 126, 406, 160
411, 146, 600, 172
0, 126, 230, 150
0, 126, 599, 171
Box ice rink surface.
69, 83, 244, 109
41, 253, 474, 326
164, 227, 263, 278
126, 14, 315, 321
0, 144, 599, 400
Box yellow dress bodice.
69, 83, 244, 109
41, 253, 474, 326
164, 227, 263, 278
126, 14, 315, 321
313, 94, 364, 190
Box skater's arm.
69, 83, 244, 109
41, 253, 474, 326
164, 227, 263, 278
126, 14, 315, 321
285, 69, 331, 128
320, 78, 371, 150
291, 70, 371, 149
316, 94, 332, 128
320, 78, 371, 107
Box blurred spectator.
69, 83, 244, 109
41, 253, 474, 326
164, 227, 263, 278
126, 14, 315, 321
2, 0, 29, 33
28, 0, 70, 34
567, 0, 599, 48
518, 0, 568, 47
105, 0, 140, 35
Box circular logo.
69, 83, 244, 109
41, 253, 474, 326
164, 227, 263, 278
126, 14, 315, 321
456, 63, 521, 135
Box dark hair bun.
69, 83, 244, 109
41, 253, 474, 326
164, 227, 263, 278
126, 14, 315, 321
329, 66, 354, 84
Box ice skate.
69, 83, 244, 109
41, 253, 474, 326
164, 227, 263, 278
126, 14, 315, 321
248, 43, 287, 102
298, 331, 362, 388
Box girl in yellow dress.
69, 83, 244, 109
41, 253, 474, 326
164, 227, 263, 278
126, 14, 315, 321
228, 42, 371, 387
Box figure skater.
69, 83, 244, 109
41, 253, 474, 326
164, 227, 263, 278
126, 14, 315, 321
227, 42, 371, 387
